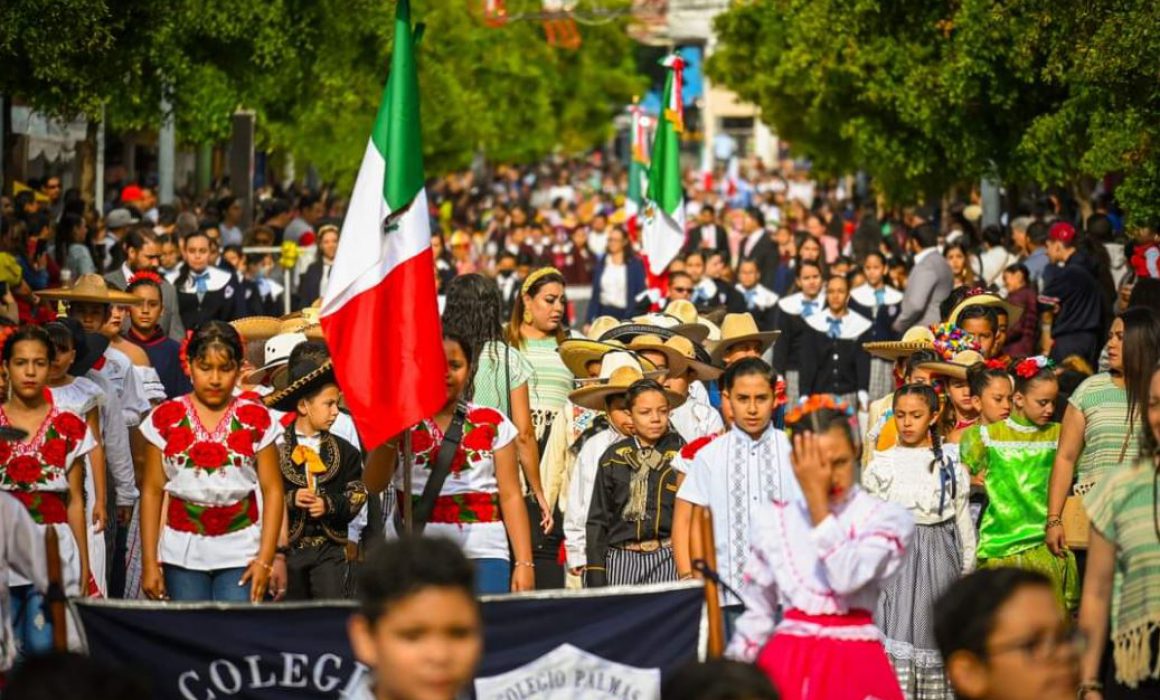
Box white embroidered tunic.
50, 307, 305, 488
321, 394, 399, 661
562, 427, 624, 569
726, 487, 914, 661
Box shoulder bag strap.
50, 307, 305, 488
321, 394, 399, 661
399, 402, 469, 536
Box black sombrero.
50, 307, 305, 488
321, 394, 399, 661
263, 359, 337, 413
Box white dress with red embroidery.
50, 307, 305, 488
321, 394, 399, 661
139, 396, 280, 571
726, 487, 914, 700
0, 406, 95, 595
391, 403, 518, 561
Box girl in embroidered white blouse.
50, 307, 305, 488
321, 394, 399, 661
727, 396, 914, 700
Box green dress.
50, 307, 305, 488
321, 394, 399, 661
959, 416, 1079, 611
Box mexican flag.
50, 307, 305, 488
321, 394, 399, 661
641, 54, 686, 277
320, 0, 446, 450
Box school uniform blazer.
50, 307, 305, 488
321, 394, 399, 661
167, 266, 245, 330
798, 310, 873, 399
772, 292, 822, 373
586, 254, 647, 322
848, 283, 903, 343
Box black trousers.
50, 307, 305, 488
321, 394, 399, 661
525, 495, 565, 589
286, 541, 348, 600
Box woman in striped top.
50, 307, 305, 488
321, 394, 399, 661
506, 267, 571, 588
1047, 309, 1160, 555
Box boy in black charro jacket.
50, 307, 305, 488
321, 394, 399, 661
265, 358, 367, 600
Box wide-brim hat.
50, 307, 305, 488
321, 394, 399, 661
569, 364, 685, 412
917, 350, 986, 380
558, 338, 658, 380
863, 326, 936, 361
242, 331, 308, 386
231, 316, 283, 342
626, 334, 722, 382
947, 293, 1024, 327
709, 313, 781, 365
599, 323, 716, 367
38, 274, 142, 306
264, 359, 337, 412
277, 315, 324, 341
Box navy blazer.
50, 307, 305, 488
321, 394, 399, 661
587, 254, 647, 322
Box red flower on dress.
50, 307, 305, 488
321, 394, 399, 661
41, 438, 68, 468
467, 407, 503, 427
152, 401, 185, 433
466, 495, 498, 522
0, 440, 13, 464
201, 504, 238, 534
7, 456, 43, 485
449, 448, 468, 474
165, 426, 196, 457
236, 403, 271, 432
53, 412, 86, 442
167, 501, 197, 532
461, 424, 495, 452
37, 494, 68, 523
227, 429, 256, 457
280, 412, 296, 428
410, 426, 435, 455
188, 441, 229, 470
236, 391, 263, 404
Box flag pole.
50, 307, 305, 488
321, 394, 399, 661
402, 430, 414, 533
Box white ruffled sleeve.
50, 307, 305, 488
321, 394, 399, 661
954, 463, 977, 573
725, 508, 781, 662
809, 495, 914, 596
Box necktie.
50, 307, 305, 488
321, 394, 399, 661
874, 287, 886, 309
744, 288, 757, 310
194, 272, 209, 303
321, 264, 331, 296
827, 316, 843, 339
802, 299, 817, 318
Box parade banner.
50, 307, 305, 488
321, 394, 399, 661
74, 582, 704, 700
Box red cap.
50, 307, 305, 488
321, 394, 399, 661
121, 184, 144, 203
1048, 222, 1076, 245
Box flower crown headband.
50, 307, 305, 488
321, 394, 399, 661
784, 394, 857, 438
930, 322, 981, 361
128, 270, 163, 288
1013, 355, 1055, 380
521, 267, 562, 296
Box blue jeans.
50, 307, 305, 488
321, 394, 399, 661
473, 558, 510, 595
164, 565, 251, 602
10, 585, 53, 656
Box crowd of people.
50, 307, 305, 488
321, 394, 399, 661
1, 156, 1160, 700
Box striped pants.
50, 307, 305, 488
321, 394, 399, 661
606, 546, 677, 586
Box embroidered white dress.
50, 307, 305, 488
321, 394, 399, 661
676, 425, 800, 605
139, 396, 280, 570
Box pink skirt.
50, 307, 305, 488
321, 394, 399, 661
756, 609, 904, 700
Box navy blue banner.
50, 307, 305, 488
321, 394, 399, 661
74, 583, 704, 700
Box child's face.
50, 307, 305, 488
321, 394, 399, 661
130, 286, 162, 333
973, 376, 1013, 424
161, 242, 180, 268
894, 393, 935, 447
348, 587, 482, 700
629, 389, 671, 443
49, 342, 75, 382
863, 256, 886, 286
606, 396, 635, 436
947, 376, 975, 417
1015, 378, 1059, 426
738, 261, 759, 288
298, 384, 340, 433
443, 340, 470, 405
960, 318, 996, 358
819, 426, 857, 500
190, 347, 240, 410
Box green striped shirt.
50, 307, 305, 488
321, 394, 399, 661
521, 337, 573, 415
471, 340, 532, 415
1084, 460, 1160, 683
1068, 373, 1137, 492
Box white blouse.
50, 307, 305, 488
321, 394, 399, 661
562, 427, 624, 569
140, 396, 280, 570
726, 488, 914, 661
669, 398, 724, 443
862, 446, 976, 573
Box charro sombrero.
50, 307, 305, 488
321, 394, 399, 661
863, 326, 936, 361
558, 317, 654, 379
709, 313, 781, 365
38, 274, 142, 306
947, 292, 1024, 327
242, 331, 308, 387
626, 334, 722, 383
599, 323, 716, 367
569, 362, 684, 412
231, 316, 283, 342
917, 350, 986, 380
264, 359, 337, 412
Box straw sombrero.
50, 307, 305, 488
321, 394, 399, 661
917, 350, 986, 380
559, 317, 642, 379
241, 331, 308, 386
569, 362, 684, 412
947, 292, 1024, 327
264, 359, 337, 412
709, 313, 781, 365
231, 316, 283, 342
626, 334, 722, 382
863, 327, 936, 361
599, 323, 716, 367
38, 274, 142, 306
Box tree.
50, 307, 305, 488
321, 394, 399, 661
707, 0, 1160, 225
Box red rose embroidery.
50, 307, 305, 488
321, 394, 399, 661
449, 448, 468, 474
227, 429, 256, 458
461, 424, 495, 452
151, 401, 185, 432
410, 427, 435, 455
236, 403, 271, 432
168, 502, 197, 532
7, 456, 43, 485
40, 438, 68, 468
200, 505, 238, 534
0, 440, 13, 464
37, 494, 68, 523
467, 407, 503, 427
164, 426, 196, 457
188, 442, 229, 470
53, 412, 86, 441
236, 391, 262, 404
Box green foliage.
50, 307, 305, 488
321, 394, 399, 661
707, 0, 1160, 224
